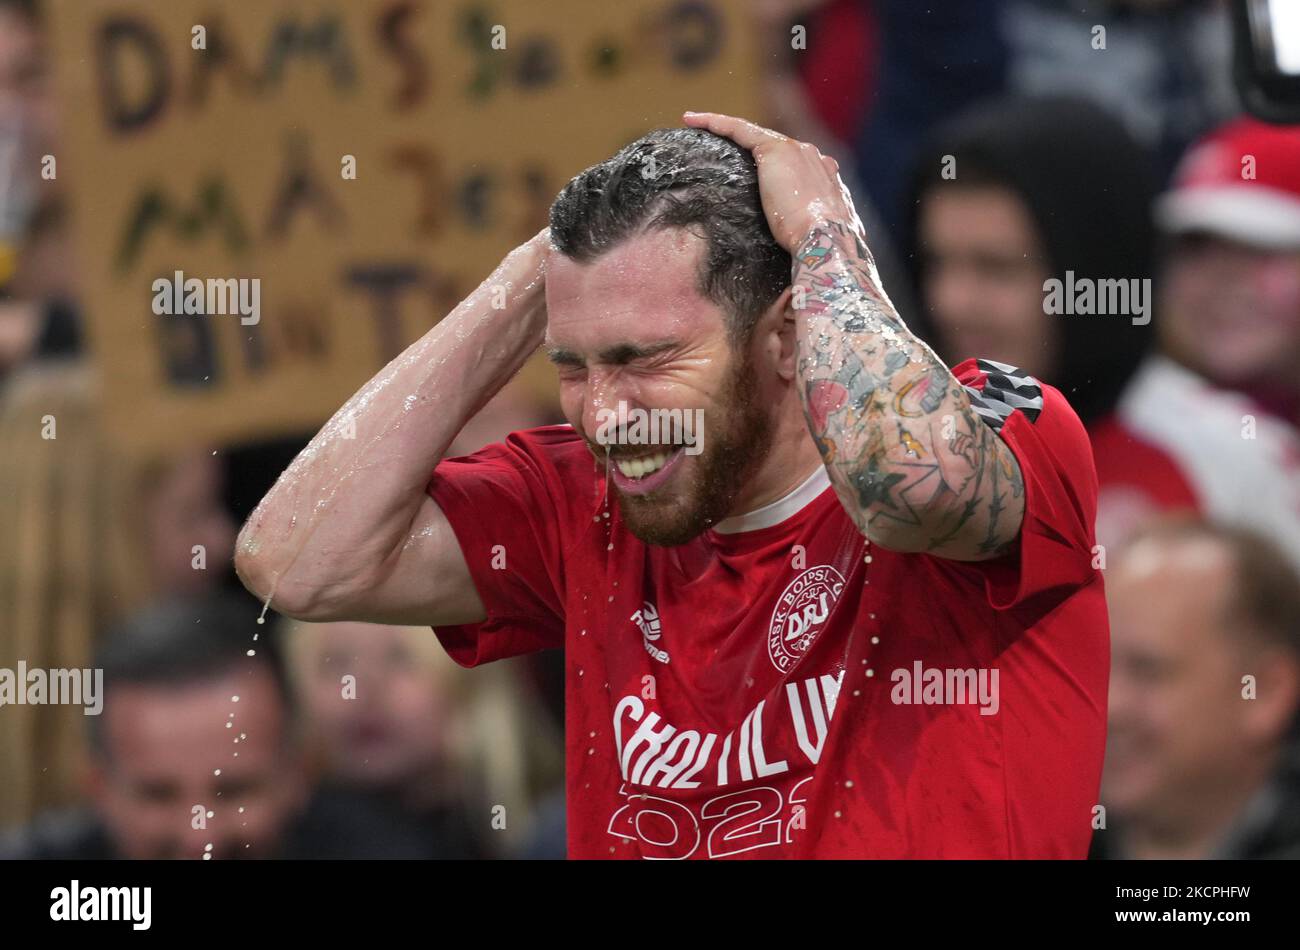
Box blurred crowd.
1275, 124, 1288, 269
2, 0, 1299, 859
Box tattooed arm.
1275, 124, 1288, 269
793, 222, 1024, 559
683, 110, 1024, 560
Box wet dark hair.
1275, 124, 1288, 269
905, 96, 1159, 425
549, 127, 791, 348
87, 592, 294, 760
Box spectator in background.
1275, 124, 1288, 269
0, 594, 310, 859
1093, 518, 1300, 859
1153, 117, 1300, 430
0, 593, 455, 859
286, 621, 504, 858
906, 96, 1300, 573
0, 362, 238, 828
907, 97, 1155, 423
1089, 119, 1300, 567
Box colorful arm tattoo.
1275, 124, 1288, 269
793, 222, 1025, 560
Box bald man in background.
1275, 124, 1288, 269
1094, 519, 1300, 859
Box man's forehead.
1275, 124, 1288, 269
544, 227, 722, 349
555, 225, 703, 282
1111, 538, 1236, 645
106, 671, 283, 746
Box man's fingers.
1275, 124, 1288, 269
683, 111, 788, 151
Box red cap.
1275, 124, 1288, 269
1156, 118, 1300, 250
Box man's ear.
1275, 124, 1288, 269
1242, 646, 1300, 747
760, 287, 798, 382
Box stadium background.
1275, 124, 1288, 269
1, 0, 1298, 859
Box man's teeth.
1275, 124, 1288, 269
616, 449, 676, 479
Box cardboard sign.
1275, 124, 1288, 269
50, 0, 760, 454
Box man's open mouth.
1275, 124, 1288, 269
614, 446, 681, 479
609, 445, 689, 494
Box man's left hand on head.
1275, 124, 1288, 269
682, 111, 863, 253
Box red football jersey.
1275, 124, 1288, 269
427, 358, 1109, 858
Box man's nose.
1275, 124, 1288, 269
582, 371, 641, 441
931, 266, 985, 326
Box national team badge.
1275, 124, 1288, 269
768, 566, 845, 672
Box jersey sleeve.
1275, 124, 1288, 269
425, 425, 589, 666
949, 358, 1101, 610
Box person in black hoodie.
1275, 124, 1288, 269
902, 95, 1158, 430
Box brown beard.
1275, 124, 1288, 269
610, 348, 774, 547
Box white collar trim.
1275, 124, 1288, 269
712, 464, 831, 534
